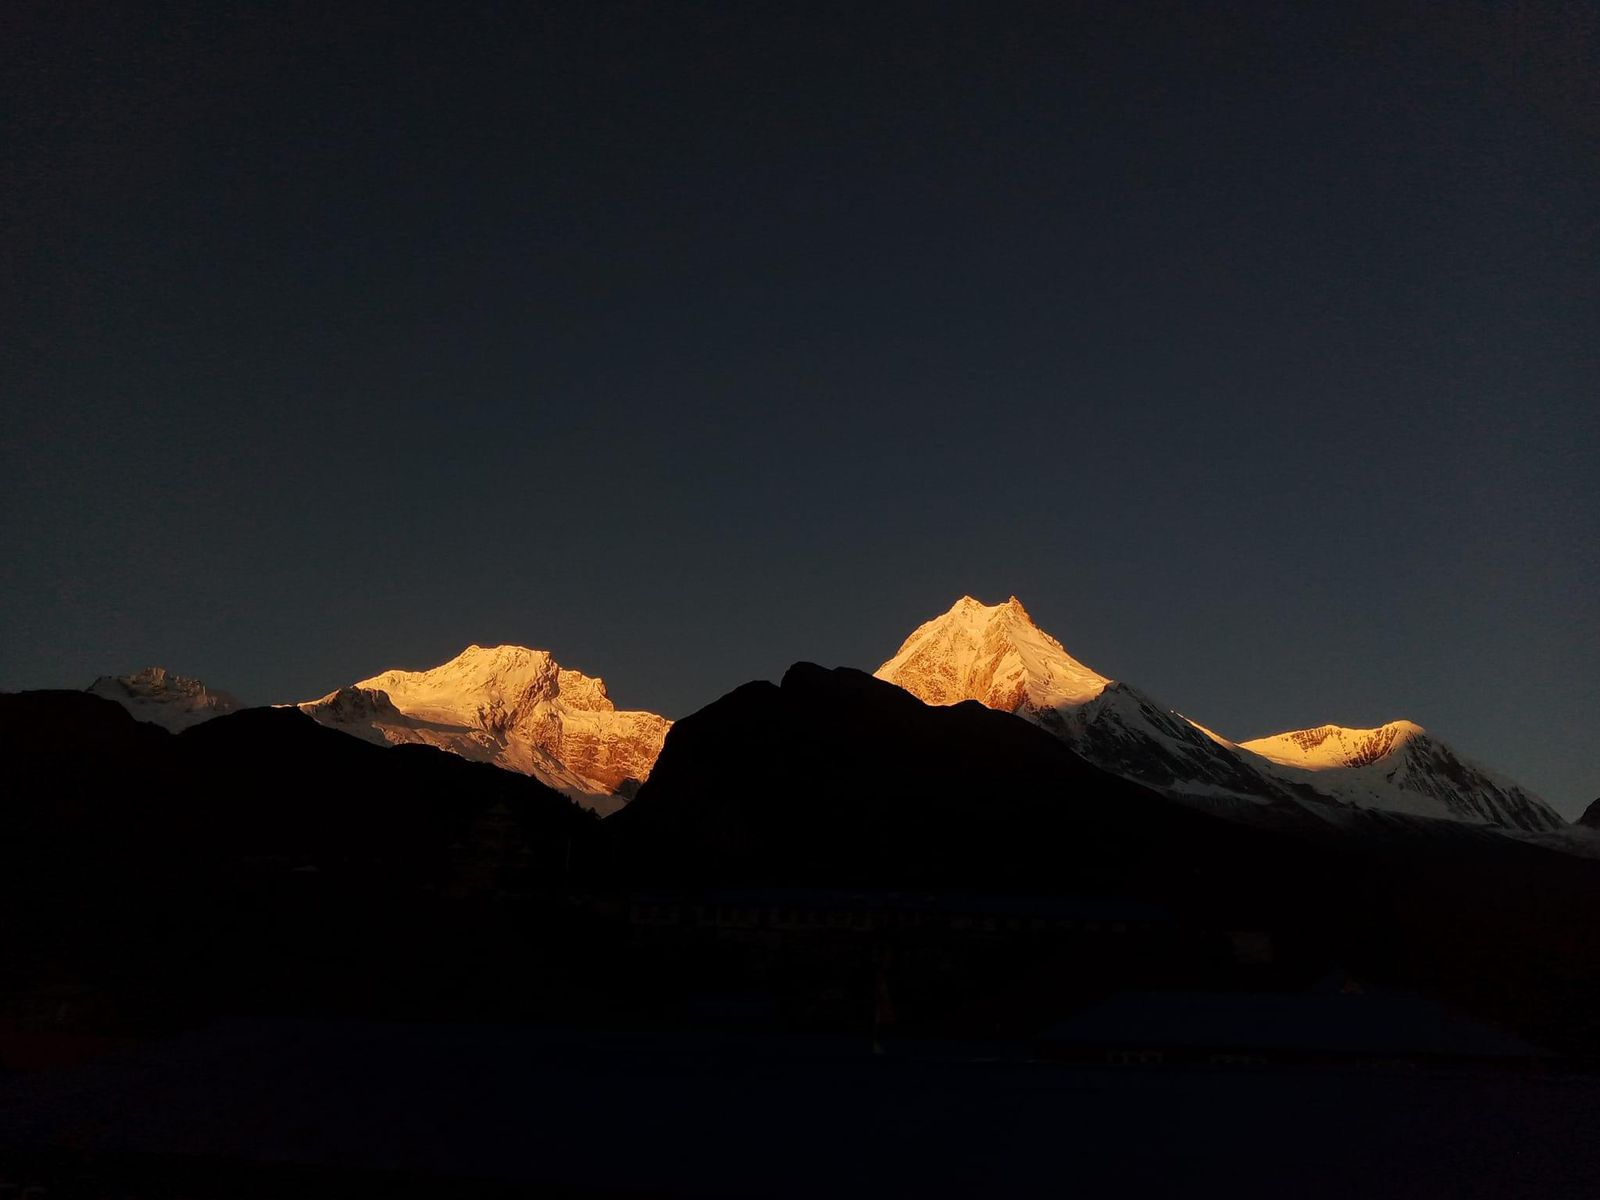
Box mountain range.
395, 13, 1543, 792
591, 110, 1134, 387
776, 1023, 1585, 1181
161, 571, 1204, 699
7, 610, 1600, 1057
74, 595, 1570, 833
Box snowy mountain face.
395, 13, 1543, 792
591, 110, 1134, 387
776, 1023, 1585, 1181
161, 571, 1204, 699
874, 597, 1298, 811
85, 667, 240, 732
1239, 723, 1564, 832
298, 644, 670, 813
874, 596, 1565, 833
874, 595, 1113, 713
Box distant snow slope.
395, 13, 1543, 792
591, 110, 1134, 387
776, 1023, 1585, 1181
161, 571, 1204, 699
86, 667, 241, 732
299, 644, 670, 813
1238, 722, 1563, 831
875, 596, 1564, 833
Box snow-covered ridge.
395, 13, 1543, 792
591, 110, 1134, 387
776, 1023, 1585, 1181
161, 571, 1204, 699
1239, 720, 1561, 831
299, 644, 670, 812
875, 596, 1564, 833
86, 666, 241, 732
1241, 721, 1426, 770
875, 596, 1290, 808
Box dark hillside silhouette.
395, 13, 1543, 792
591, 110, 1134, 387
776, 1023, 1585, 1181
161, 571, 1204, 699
614, 664, 1340, 905
0, 691, 597, 1024
3, 676, 1599, 1053
611, 665, 1600, 1054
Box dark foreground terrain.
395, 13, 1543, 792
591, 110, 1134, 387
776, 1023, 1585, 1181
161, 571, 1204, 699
3, 1022, 1599, 1198
2, 672, 1599, 1194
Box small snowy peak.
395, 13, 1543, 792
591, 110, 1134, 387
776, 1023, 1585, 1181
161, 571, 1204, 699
302, 643, 671, 807
86, 666, 240, 732
875, 595, 1111, 712
1240, 721, 1426, 770
1240, 721, 1564, 833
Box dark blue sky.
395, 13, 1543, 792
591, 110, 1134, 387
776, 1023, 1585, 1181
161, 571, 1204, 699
4, 2, 1596, 814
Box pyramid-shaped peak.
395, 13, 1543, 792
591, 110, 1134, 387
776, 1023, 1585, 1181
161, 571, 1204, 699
876, 596, 1110, 712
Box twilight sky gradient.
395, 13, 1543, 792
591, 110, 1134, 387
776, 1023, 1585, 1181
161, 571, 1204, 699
3, 3, 1597, 814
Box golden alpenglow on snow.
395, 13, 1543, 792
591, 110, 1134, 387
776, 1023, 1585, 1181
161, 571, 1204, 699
299, 644, 669, 814
874, 596, 1563, 833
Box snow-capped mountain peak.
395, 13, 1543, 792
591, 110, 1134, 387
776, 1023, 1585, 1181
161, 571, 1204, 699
86, 666, 240, 732
874, 596, 1564, 834
875, 594, 1111, 712
874, 596, 1283, 808
300, 643, 670, 811
357, 644, 597, 726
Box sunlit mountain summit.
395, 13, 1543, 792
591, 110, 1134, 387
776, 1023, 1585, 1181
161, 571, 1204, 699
299, 644, 670, 813
874, 595, 1562, 832
874, 595, 1302, 814
1238, 720, 1559, 829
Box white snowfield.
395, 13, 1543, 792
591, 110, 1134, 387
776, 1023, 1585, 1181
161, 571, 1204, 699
874, 596, 1564, 834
